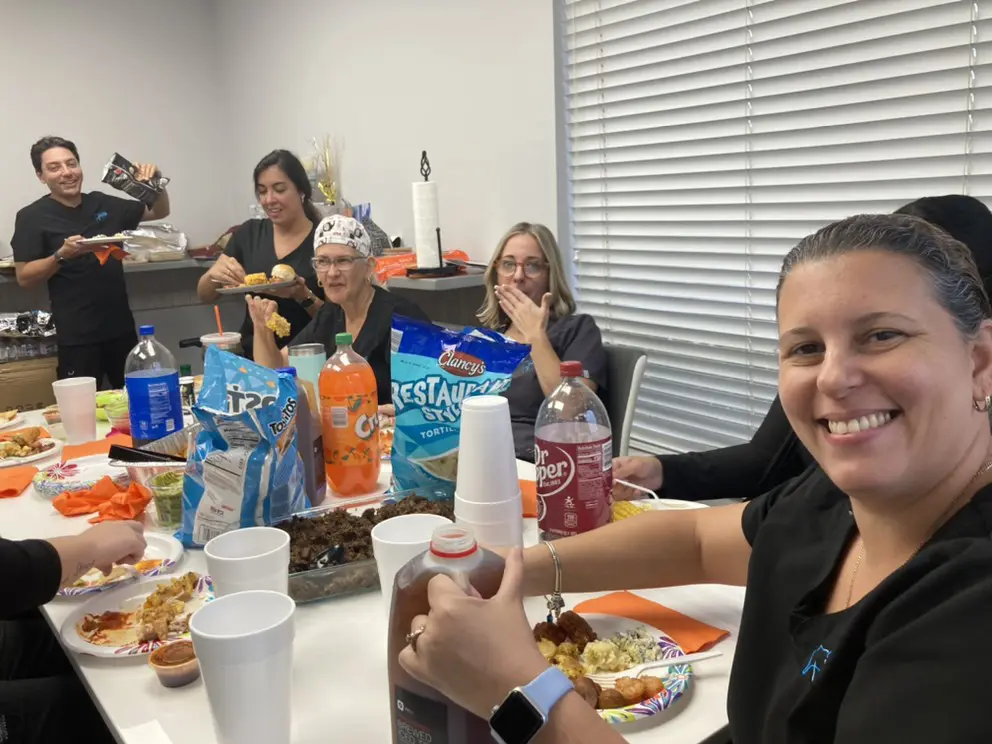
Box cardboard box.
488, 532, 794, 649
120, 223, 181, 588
0, 357, 58, 412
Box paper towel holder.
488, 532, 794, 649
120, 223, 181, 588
407, 150, 460, 278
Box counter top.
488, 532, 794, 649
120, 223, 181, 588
0, 257, 215, 284
386, 271, 485, 290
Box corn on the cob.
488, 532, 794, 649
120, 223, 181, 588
611, 500, 651, 522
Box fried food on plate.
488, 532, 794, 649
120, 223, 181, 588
615, 677, 647, 706
558, 610, 598, 651
573, 676, 601, 708
641, 675, 666, 699
0, 410, 16, 424
598, 688, 627, 710
243, 272, 268, 286
537, 638, 557, 661
136, 572, 199, 642
534, 620, 568, 645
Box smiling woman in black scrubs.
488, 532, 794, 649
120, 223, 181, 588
246, 214, 428, 403
196, 149, 323, 359
389, 214, 992, 744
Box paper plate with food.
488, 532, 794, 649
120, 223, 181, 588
0, 428, 61, 468
33, 455, 131, 500
58, 533, 184, 597
0, 409, 24, 431
215, 264, 298, 294
61, 572, 213, 657
534, 611, 692, 724
77, 234, 129, 246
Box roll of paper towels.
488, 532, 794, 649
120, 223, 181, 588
412, 181, 441, 269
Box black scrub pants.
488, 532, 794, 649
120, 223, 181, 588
0, 611, 115, 744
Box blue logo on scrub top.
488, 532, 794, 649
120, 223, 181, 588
801, 645, 832, 682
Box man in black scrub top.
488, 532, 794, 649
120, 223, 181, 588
11, 136, 170, 388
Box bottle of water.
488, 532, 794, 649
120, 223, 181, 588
535, 360, 613, 541
125, 325, 183, 448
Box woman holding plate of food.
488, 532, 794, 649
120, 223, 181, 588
399, 214, 992, 743
196, 149, 324, 360
246, 214, 428, 403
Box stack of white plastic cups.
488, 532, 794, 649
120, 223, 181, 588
453, 396, 524, 549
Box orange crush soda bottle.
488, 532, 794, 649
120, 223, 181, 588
318, 332, 381, 497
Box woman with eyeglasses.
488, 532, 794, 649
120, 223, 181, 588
478, 222, 607, 460
246, 215, 428, 402
197, 150, 323, 360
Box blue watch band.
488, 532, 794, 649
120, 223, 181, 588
519, 666, 573, 718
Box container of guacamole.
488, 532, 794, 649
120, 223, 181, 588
148, 470, 184, 529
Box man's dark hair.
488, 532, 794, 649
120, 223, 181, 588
30, 136, 79, 172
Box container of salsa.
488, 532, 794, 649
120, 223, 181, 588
148, 640, 199, 688
148, 470, 184, 529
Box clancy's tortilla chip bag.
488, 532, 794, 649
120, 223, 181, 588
390, 317, 531, 496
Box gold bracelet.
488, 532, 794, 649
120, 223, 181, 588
543, 541, 565, 622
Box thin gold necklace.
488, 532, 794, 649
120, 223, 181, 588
845, 456, 992, 608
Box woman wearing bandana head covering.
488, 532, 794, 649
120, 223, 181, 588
247, 215, 429, 403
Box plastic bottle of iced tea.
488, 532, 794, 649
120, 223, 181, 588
388, 525, 506, 743
318, 333, 380, 497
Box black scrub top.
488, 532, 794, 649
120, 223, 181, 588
292, 285, 429, 404
223, 218, 319, 359
728, 465, 992, 743
11, 192, 145, 345
502, 313, 608, 461
657, 395, 813, 502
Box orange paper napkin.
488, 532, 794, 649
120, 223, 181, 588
0, 466, 39, 498
93, 246, 128, 265
520, 479, 537, 518
53, 475, 152, 524
61, 433, 132, 463
0, 426, 51, 442
574, 591, 729, 654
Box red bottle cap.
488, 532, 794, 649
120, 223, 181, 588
559, 361, 583, 377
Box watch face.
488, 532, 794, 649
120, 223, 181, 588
490, 690, 544, 744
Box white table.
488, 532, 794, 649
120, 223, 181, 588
0, 413, 745, 743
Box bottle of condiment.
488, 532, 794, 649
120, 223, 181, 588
535, 361, 613, 540
388, 525, 505, 743
318, 333, 380, 497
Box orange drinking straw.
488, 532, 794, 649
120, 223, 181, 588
214, 305, 223, 335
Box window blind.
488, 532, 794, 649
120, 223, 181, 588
559, 0, 992, 454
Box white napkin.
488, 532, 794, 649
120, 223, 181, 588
120, 721, 175, 744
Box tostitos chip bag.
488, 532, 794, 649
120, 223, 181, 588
390, 317, 531, 496
180, 346, 308, 547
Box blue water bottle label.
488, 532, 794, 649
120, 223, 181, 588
126, 372, 183, 442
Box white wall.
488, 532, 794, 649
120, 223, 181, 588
212, 0, 559, 261
0, 0, 240, 251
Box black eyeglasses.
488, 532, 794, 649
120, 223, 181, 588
497, 259, 548, 278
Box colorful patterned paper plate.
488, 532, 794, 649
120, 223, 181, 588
566, 614, 694, 724
60, 574, 214, 658
57, 533, 184, 597
33, 454, 130, 499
